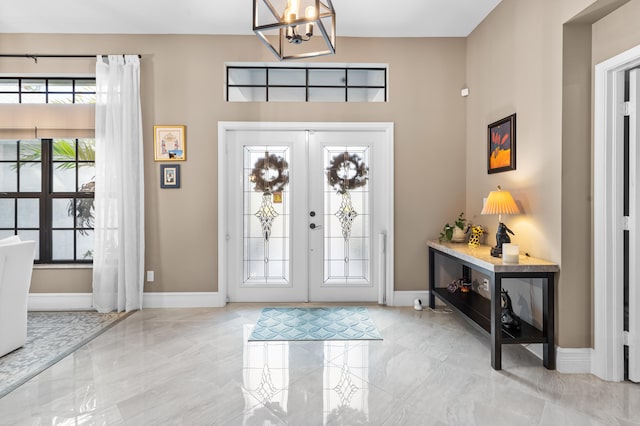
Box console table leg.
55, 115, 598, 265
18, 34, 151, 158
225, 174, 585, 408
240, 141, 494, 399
543, 272, 556, 369
491, 274, 502, 370
428, 248, 436, 309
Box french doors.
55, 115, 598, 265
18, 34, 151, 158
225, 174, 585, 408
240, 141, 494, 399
219, 122, 393, 303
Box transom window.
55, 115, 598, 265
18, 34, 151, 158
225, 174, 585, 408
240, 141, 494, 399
226, 64, 387, 102
0, 138, 95, 263
0, 77, 96, 104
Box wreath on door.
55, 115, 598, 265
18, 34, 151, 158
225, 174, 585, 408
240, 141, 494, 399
326, 152, 368, 193
250, 152, 289, 193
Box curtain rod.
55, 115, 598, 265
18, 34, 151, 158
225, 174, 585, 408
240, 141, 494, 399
0, 54, 142, 63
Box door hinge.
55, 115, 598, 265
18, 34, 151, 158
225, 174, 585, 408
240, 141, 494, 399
623, 216, 631, 231
624, 101, 633, 116
623, 330, 629, 346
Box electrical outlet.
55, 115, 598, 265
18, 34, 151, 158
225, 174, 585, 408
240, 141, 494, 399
147, 270, 155, 282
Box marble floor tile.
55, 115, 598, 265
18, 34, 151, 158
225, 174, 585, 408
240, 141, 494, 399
0, 304, 638, 425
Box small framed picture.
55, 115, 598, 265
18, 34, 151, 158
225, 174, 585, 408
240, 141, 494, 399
487, 114, 516, 174
160, 164, 180, 188
154, 125, 186, 161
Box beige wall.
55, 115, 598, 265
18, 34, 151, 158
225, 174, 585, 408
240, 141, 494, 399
30, 268, 93, 293
0, 34, 467, 294
562, 21, 595, 347
465, 0, 633, 348
466, 0, 569, 343
592, 0, 640, 63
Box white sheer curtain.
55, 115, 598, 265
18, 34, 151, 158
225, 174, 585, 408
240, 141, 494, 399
92, 55, 144, 313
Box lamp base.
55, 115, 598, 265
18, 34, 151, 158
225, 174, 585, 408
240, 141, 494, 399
491, 221, 514, 258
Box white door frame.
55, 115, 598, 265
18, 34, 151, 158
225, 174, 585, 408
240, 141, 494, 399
593, 43, 640, 382
218, 121, 394, 305
630, 69, 640, 382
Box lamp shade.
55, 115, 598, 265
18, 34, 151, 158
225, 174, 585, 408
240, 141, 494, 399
481, 186, 520, 216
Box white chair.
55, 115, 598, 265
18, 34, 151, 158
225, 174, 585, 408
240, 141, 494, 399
0, 236, 36, 357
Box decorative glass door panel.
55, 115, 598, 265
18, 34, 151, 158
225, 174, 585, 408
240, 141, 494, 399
243, 145, 290, 285
308, 129, 390, 302
226, 129, 308, 302
323, 147, 370, 284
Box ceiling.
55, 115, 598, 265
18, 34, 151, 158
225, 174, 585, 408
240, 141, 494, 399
1, 0, 502, 38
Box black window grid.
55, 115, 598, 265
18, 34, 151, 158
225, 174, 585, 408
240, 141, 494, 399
0, 139, 94, 263
0, 77, 96, 104
226, 66, 387, 102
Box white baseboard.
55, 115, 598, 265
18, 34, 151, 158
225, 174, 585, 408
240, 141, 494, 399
511, 345, 592, 374
517, 344, 592, 374
557, 347, 592, 374
28, 292, 225, 311
142, 292, 223, 308
28, 293, 93, 311
391, 290, 430, 307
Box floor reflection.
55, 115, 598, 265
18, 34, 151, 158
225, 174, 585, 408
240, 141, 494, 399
242, 326, 370, 425
242, 326, 289, 424
324, 341, 369, 425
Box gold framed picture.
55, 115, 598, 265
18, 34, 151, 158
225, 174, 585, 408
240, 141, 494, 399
154, 125, 186, 161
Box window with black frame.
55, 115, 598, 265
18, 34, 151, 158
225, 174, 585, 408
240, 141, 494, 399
0, 138, 95, 263
0, 77, 96, 104
226, 65, 388, 102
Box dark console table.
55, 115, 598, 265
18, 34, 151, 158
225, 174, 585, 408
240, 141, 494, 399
427, 240, 559, 370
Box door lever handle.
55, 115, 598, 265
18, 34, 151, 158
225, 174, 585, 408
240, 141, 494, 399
309, 223, 322, 230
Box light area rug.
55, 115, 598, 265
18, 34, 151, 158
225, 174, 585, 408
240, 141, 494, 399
0, 311, 129, 399
249, 307, 383, 341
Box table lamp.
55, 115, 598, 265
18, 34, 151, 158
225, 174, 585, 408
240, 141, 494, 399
481, 185, 521, 257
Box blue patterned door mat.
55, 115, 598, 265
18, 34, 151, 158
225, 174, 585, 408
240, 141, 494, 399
248, 307, 383, 341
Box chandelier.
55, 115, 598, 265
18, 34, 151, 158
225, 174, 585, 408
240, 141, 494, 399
253, 0, 336, 61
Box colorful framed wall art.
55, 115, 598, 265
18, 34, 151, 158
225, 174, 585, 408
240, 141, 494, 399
487, 114, 516, 174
